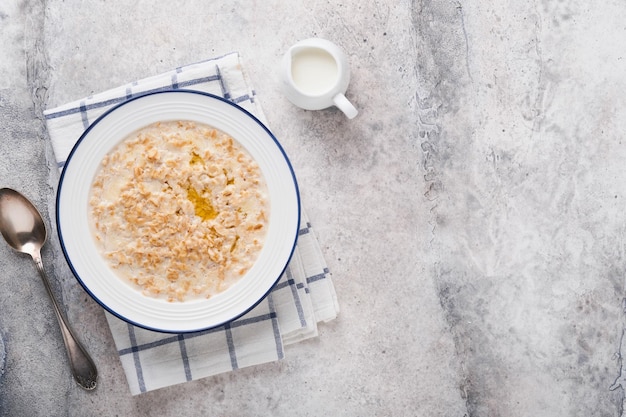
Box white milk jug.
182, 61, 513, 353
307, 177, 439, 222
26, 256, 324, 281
281, 38, 358, 119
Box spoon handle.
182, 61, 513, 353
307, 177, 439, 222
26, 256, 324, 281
33, 255, 98, 390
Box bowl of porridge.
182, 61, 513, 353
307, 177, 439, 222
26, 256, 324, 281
56, 90, 300, 333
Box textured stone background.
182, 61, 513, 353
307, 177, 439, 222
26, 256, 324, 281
1, 0, 626, 416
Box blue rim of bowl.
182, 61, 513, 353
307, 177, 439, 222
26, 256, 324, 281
55, 89, 301, 333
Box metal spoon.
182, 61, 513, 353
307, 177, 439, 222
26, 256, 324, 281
0, 188, 97, 390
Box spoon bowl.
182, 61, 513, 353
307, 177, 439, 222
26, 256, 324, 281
0, 190, 47, 254
0, 188, 98, 390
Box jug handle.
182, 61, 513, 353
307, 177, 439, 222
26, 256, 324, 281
333, 93, 358, 119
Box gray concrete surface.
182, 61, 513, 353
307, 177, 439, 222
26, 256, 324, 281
1, 0, 626, 416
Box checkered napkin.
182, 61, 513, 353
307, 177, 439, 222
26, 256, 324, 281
43, 52, 339, 395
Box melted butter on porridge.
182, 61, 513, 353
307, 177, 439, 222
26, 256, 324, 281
89, 121, 269, 302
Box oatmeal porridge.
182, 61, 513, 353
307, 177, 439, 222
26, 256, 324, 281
89, 120, 269, 302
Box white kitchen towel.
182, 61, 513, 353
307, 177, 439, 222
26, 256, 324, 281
43, 52, 339, 395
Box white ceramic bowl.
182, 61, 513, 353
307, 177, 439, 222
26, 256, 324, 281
56, 90, 300, 333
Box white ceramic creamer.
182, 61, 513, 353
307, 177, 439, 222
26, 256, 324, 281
281, 38, 358, 119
